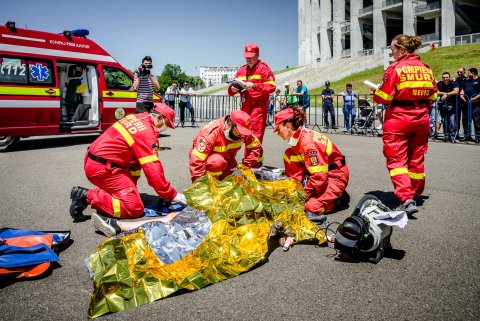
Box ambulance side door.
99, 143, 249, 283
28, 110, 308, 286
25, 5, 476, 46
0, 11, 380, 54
0, 55, 59, 136
99, 66, 135, 130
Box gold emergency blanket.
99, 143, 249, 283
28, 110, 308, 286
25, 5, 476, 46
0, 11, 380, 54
87, 167, 326, 318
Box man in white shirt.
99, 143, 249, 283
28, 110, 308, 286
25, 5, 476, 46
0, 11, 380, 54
164, 82, 179, 109
178, 82, 196, 127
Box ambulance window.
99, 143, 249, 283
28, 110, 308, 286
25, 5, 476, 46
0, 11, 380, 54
103, 67, 133, 90
0, 57, 28, 84
27, 60, 54, 85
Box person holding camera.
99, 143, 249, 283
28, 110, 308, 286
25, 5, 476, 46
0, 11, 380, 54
133, 56, 160, 113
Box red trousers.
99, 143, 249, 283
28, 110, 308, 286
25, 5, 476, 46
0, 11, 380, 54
382, 106, 429, 202
204, 153, 236, 180
284, 149, 349, 214
242, 103, 267, 163
84, 155, 143, 218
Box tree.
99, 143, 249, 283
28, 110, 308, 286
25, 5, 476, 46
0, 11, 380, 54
221, 74, 228, 83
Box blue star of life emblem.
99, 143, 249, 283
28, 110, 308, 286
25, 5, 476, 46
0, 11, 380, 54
31, 63, 49, 81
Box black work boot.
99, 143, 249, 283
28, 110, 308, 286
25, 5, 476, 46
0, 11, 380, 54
70, 186, 89, 221
333, 191, 350, 212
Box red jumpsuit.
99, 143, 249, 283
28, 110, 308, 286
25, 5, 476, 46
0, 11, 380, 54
189, 116, 262, 182
373, 53, 437, 202
228, 60, 276, 162
283, 127, 349, 214
84, 113, 177, 218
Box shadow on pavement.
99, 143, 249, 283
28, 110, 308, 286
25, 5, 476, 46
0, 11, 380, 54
7, 134, 100, 152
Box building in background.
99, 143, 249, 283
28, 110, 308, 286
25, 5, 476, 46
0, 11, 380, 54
298, 0, 480, 66
199, 66, 239, 87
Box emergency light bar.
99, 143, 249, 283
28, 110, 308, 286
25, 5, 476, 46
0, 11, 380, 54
5, 21, 16, 32
63, 29, 89, 39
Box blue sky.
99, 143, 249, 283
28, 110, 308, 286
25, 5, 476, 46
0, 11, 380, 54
1, 0, 298, 75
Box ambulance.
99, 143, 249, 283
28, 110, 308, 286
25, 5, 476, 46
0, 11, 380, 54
0, 21, 162, 151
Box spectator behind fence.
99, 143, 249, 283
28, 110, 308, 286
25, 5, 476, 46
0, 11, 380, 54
455, 67, 473, 141
341, 83, 358, 132
284, 82, 298, 107
293, 80, 310, 111
178, 82, 196, 128
372, 34, 437, 215
461, 67, 480, 144
436, 72, 459, 143
321, 80, 336, 129
164, 82, 179, 109
133, 56, 160, 113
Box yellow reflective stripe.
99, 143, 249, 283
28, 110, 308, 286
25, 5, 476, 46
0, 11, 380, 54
390, 167, 408, 177
206, 170, 222, 176
408, 171, 425, 180
112, 198, 121, 218
429, 93, 438, 100
138, 154, 159, 165
0, 86, 60, 96
213, 141, 243, 152
375, 89, 393, 101
246, 138, 260, 149
326, 139, 333, 156
237, 75, 262, 81
283, 154, 304, 164
192, 148, 207, 160
307, 165, 329, 174
130, 170, 141, 177
263, 81, 276, 86
396, 81, 435, 90
112, 122, 135, 146
102, 91, 137, 99
258, 155, 264, 162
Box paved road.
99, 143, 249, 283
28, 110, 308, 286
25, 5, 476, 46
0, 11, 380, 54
1, 127, 479, 320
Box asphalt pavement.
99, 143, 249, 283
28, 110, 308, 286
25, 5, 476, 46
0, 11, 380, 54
1, 127, 479, 321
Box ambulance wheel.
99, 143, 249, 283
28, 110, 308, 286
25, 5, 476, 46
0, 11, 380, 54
0, 136, 20, 151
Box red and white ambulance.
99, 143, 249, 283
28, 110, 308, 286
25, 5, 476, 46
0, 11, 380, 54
0, 21, 161, 151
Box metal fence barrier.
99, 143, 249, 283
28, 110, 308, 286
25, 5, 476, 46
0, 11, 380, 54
162, 94, 478, 143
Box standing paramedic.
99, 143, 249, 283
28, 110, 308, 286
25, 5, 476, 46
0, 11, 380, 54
228, 43, 276, 165
273, 107, 349, 225
69, 103, 187, 222
372, 34, 437, 215
133, 56, 160, 113
189, 110, 262, 182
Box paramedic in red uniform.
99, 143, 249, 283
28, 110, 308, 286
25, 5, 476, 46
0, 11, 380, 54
189, 110, 262, 182
372, 34, 437, 215
69, 103, 187, 221
228, 43, 276, 165
274, 107, 349, 222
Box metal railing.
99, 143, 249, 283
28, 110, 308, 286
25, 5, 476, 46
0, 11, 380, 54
415, 1, 440, 14
163, 94, 478, 144
359, 5, 373, 15
451, 33, 480, 45
419, 32, 440, 43
358, 48, 374, 56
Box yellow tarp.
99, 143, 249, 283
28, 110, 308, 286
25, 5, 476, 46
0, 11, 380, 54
87, 167, 325, 318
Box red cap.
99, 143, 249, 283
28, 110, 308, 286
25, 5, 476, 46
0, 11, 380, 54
244, 43, 259, 58
273, 108, 294, 132
152, 103, 175, 129
230, 110, 252, 136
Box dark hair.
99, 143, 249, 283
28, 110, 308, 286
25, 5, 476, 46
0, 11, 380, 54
142, 56, 152, 63
442, 72, 450, 77
392, 34, 422, 53
284, 106, 306, 130
468, 67, 478, 76
346, 83, 352, 88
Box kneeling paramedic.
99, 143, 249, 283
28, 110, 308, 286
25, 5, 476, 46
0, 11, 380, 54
189, 110, 262, 182
69, 103, 187, 221
274, 107, 350, 222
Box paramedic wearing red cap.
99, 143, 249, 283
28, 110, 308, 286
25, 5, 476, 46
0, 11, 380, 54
69, 103, 187, 221
372, 34, 437, 215
189, 110, 262, 182
274, 106, 349, 217
228, 43, 276, 164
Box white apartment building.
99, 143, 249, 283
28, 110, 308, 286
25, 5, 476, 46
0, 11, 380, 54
199, 66, 239, 87
298, 0, 480, 66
